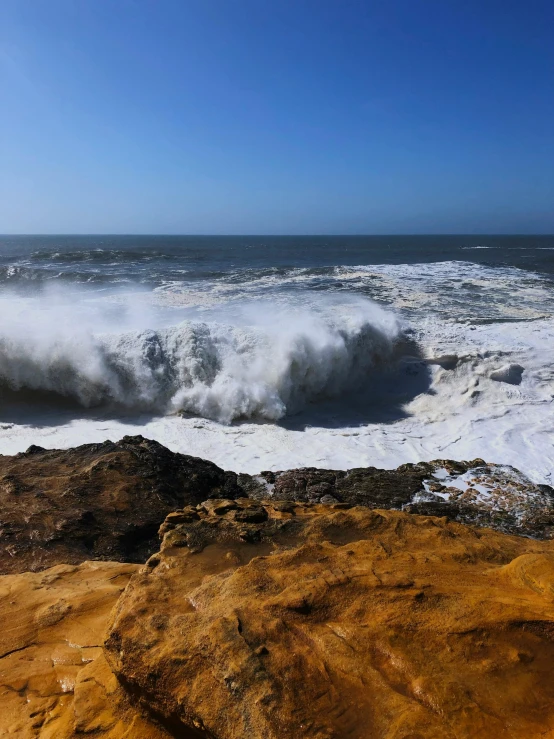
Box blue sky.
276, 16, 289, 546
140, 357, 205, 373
1, 0, 553, 234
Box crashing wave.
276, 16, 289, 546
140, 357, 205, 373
0, 299, 402, 423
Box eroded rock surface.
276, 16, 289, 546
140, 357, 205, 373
0, 435, 241, 574
106, 499, 554, 739
251, 459, 554, 538
1, 436, 552, 577
0, 560, 169, 738
405, 460, 554, 538
248, 463, 431, 508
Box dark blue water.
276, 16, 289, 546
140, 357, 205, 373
1, 235, 553, 288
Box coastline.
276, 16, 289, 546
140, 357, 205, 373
1, 435, 554, 737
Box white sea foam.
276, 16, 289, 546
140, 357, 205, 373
1, 261, 553, 486
0, 290, 401, 423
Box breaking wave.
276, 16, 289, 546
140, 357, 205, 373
0, 296, 402, 423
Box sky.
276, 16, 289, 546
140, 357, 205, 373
1, 0, 553, 235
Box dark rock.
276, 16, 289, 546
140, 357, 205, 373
2, 436, 553, 575
250, 463, 432, 509
0, 435, 240, 574
247, 458, 554, 539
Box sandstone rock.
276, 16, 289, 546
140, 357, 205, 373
106, 500, 554, 739
1, 435, 552, 578
0, 435, 241, 574
0, 560, 169, 738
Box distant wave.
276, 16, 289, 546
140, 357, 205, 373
0, 265, 121, 285
28, 248, 178, 263
0, 298, 402, 423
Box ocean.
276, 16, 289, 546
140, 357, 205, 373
0, 235, 553, 484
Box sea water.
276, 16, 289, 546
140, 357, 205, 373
0, 235, 553, 484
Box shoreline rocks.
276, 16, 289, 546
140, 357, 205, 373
0, 435, 242, 574
251, 460, 554, 538
1, 435, 554, 737
1, 437, 553, 575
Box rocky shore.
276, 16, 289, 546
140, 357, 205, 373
1, 436, 554, 737
1, 435, 553, 576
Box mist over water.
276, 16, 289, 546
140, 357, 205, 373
0, 235, 553, 484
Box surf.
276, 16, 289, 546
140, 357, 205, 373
0, 291, 403, 423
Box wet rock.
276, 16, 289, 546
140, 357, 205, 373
0, 560, 168, 738
490, 363, 524, 385
250, 463, 432, 509
0, 435, 242, 574
106, 501, 554, 739
251, 460, 554, 539
408, 462, 554, 539
1, 436, 553, 578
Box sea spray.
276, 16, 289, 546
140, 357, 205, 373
0, 291, 402, 422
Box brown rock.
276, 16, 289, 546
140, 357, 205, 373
106, 501, 554, 739
2, 433, 552, 578
0, 560, 169, 738
253, 463, 432, 508
258, 460, 554, 539
0, 435, 242, 574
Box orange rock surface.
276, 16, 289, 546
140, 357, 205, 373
106, 500, 554, 739
0, 560, 169, 738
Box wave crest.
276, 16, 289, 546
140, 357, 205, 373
0, 299, 402, 423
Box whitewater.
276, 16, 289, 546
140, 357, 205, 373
0, 236, 553, 486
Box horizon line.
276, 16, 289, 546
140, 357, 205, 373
1, 232, 554, 238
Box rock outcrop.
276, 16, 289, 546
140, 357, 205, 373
1, 436, 552, 577
106, 499, 554, 739
244, 463, 431, 508
0, 559, 169, 738
0, 435, 242, 574
250, 459, 554, 539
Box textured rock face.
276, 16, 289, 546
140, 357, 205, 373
251, 459, 554, 539
106, 499, 554, 739
249, 464, 431, 508
0, 560, 169, 738
1, 435, 552, 576
404, 460, 554, 538
0, 435, 241, 574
